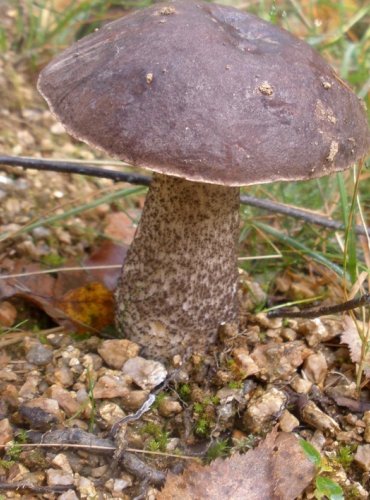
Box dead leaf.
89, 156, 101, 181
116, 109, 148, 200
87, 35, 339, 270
57, 282, 115, 331
0, 241, 126, 332
158, 429, 315, 500
104, 211, 138, 244
0, 301, 17, 327
340, 315, 370, 377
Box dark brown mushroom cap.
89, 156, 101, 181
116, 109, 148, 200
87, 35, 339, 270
38, 0, 370, 186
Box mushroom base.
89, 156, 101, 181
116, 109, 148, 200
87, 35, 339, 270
115, 173, 240, 361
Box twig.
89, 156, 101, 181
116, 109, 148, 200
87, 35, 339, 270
241, 195, 369, 236
1, 155, 369, 236
0, 482, 73, 493
0, 442, 194, 459
0, 154, 151, 186
267, 293, 370, 319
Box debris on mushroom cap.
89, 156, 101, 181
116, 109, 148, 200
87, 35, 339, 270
37, 0, 370, 187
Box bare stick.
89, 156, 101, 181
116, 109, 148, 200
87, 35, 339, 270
240, 195, 369, 236
0, 154, 151, 186
0, 442, 195, 460
1, 154, 369, 236
0, 482, 73, 494
268, 293, 370, 319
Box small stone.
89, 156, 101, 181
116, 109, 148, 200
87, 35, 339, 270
254, 312, 282, 329
98, 339, 140, 369
82, 353, 103, 371
337, 430, 362, 443
218, 322, 239, 343
90, 465, 108, 478
26, 343, 53, 366
325, 382, 357, 401
75, 474, 97, 499
172, 354, 182, 367
32, 226, 51, 240
52, 453, 73, 474
53, 366, 75, 387
20, 398, 62, 429
297, 318, 341, 346
166, 438, 180, 452
251, 341, 310, 382
46, 468, 74, 486
93, 373, 131, 399
279, 410, 299, 432
99, 401, 126, 427
243, 387, 287, 433
0, 418, 13, 445
290, 376, 312, 394
19, 371, 41, 399
0, 369, 17, 382
281, 328, 297, 341
301, 401, 340, 435
0, 301, 17, 327
310, 430, 326, 451
122, 357, 167, 390
232, 347, 260, 378
303, 352, 328, 385
214, 370, 233, 385
58, 490, 79, 500
354, 444, 370, 471
8, 463, 30, 482
216, 387, 244, 405
49, 385, 80, 417
158, 398, 182, 417
0, 383, 18, 407
363, 411, 370, 443
122, 390, 150, 411
105, 477, 132, 496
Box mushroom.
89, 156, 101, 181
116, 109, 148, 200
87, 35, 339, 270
38, 0, 370, 361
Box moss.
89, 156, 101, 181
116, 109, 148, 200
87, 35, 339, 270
178, 383, 191, 402
206, 439, 230, 463
142, 422, 169, 452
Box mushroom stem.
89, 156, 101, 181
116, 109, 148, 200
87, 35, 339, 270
115, 173, 240, 360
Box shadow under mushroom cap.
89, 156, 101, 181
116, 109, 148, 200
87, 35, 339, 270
38, 0, 370, 186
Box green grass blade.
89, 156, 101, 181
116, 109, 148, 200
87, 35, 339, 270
337, 173, 357, 283
0, 186, 145, 242
253, 222, 346, 278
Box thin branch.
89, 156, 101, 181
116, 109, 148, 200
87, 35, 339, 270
0, 442, 195, 460
267, 293, 370, 319
0, 154, 151, 186
0, 482, 73, 493
1, 154, 369, 236
240, 195, 369, 236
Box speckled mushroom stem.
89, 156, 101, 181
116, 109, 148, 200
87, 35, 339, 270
115, 173, 240, 361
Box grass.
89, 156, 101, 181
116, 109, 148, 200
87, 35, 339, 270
2, 1, 370, 376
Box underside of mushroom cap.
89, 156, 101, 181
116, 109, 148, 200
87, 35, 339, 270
38, 0, 370, 186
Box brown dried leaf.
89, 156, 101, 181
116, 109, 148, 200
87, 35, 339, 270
57, 282, 115, 331
104, 211, 138, 245
340, 315, 370, 377
0, 241, 126, 331
158, 429, 315, 500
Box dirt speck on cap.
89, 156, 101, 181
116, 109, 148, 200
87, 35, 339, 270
258, 82, 274, 95
160, 7, 176, 15
327, 140, 339, 162
315, 99, 337, 124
